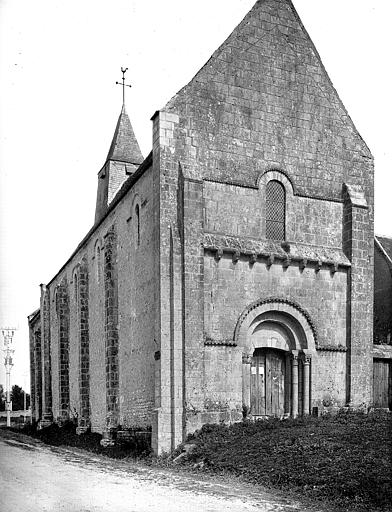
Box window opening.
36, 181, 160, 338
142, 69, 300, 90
266, 180, 285, 241
95, 245, 101, 284
136, 204, 140, 246
74, 273, 78, 300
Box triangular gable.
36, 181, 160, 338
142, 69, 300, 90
163, 0, 373, 198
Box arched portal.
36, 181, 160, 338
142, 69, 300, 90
235, 299, 316, 418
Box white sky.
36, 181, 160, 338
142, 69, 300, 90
0, 0, 391, 391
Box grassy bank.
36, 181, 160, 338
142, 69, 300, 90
177, 410, 391, 511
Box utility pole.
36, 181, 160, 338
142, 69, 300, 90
2, 328, 16, 427
23, 373, 27, 423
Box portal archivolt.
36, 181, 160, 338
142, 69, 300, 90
236, 299, 316, 418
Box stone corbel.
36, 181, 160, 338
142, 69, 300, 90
232, 250, 240, 263
315, 260, 322, 272
299, 258, 308, 271
249, 252, 257, 265
267, 254, 275, 268
283, 255, 291, 268
330, 262, 339, 275
214, 248, 223, 261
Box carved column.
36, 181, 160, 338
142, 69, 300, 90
291, 351, 299, 418
284, 353, 291, 417
242, 353, 252, 417
302, 353, 311, 415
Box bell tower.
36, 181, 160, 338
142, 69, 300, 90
95, 69, 143, 224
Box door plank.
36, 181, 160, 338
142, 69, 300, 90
265, 352, 271, 415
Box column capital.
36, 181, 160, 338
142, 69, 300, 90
291, 350, 300, 364
302, 350, 312, 364
242, 353, 252, 364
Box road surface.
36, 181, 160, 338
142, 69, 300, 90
0, 428, 320, 512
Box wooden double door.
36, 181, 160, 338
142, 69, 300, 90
373, 359, 392, 409
250, 348, 286, 417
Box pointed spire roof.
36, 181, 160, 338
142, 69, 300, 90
106, 105, 143, 165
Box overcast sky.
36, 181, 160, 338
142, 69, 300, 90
0, 0, 391, 391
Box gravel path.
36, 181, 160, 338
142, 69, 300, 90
0, 429, 322, 512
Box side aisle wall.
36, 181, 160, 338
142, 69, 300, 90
40, 166, 157, 436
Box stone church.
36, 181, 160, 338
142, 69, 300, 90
28, 0, 376, 454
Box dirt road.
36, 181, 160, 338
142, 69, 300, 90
0, 429, 319, 512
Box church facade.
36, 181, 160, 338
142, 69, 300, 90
28, 0, 375, 454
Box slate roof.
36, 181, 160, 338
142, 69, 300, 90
106, 105, 143, 165
375, 235, 392, 265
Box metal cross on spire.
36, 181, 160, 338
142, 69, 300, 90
116, 67, 132, 106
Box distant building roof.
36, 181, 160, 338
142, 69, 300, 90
375, 235, 392, 267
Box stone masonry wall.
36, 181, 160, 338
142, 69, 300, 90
40, 285, 52, 426
34, 330, 42, 421
32, 328, 42, 422
204, 180, 343, 248
89, 240, 106, 433
47, 165, 157, 436
164, 0, 373, 200
68, 270, 79, 422
28, 320, 37, 421
56, 278, 70, 423
155, 0, 374, 441
103, 226, 119, 434
151, 117, 185, 452
117, 169, 156, 429
203, 255, 347, 410
343, 190, 373, 406
183, 173, 349, 432
78, 257, 90, 431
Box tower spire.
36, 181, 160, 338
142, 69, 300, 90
115, 67, 132, 106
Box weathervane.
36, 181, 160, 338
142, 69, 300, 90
116, 67, 132, 106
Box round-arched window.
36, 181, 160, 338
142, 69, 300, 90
266, 180, 285, 241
